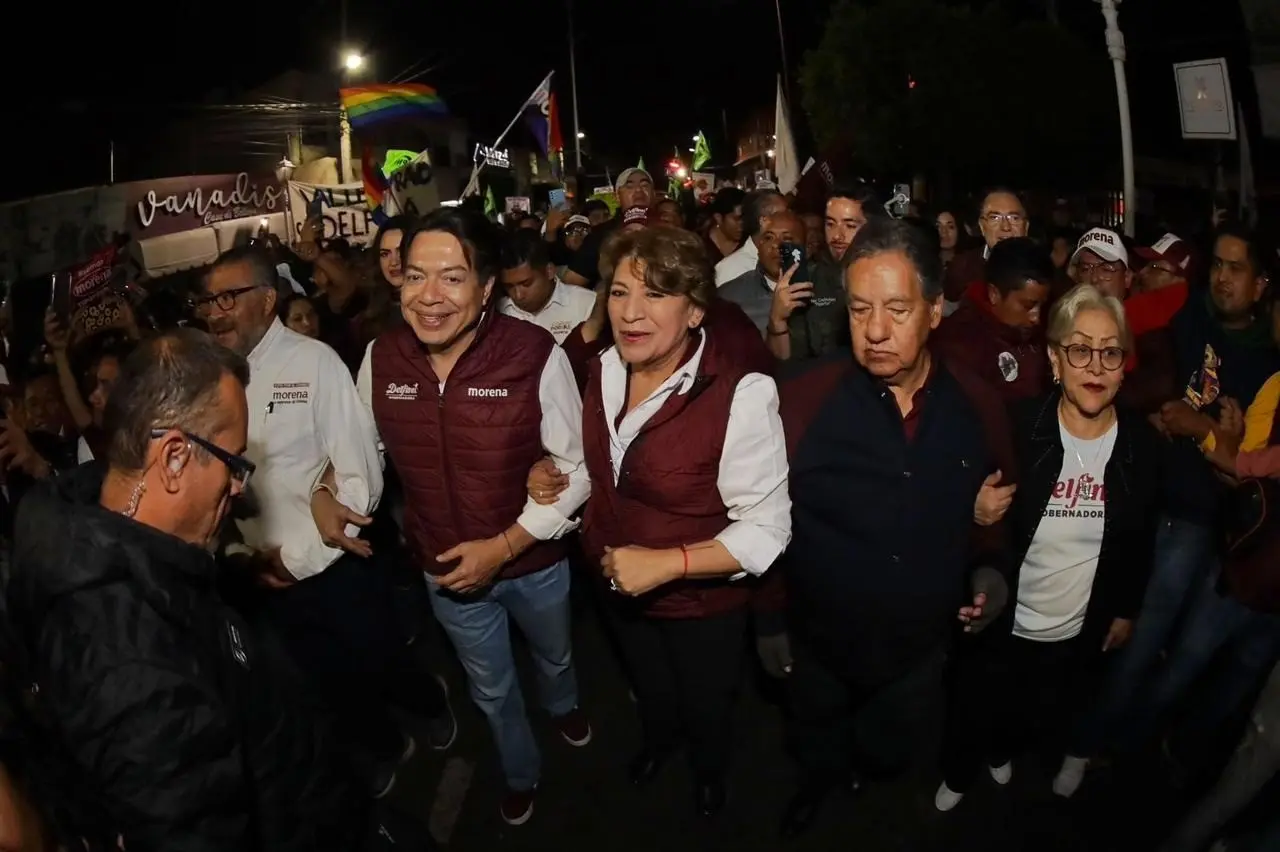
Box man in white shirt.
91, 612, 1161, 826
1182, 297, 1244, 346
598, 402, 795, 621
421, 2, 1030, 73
357, 209, 592, 827
498, 231, 596, 344
198, 246, 456, 800
714, 189, 788, 286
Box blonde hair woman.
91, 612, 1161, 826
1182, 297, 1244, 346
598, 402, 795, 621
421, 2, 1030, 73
937, 284, 1162, 810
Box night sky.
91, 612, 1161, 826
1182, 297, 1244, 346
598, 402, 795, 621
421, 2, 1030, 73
5, 0, 1255, 202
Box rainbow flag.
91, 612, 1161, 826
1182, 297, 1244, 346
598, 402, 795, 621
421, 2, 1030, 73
340, 83, 449, 131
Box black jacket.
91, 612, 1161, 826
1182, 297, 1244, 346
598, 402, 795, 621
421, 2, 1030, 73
998, 393, 1162, 647
779, 355, 1015, 687
4, 464, 366, 852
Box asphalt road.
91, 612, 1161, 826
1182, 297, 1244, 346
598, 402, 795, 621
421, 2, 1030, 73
384, 595, 1199, 852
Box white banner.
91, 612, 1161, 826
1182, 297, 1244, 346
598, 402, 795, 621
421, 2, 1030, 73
287, 181, 375, 245
383, 151, 441, 219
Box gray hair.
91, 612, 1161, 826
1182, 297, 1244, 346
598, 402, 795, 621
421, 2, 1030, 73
104, 328, 250, 472
1046, 283, 1132, 351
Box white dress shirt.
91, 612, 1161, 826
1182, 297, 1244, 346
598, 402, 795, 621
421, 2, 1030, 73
598, 332, 791, 576
238, 319, 384, 580
356, 334, 591, 542
498, 279, 596, 345
714, 239, 759, 287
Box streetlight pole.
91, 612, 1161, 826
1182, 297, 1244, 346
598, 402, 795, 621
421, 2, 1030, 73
1098, 0, 1135, 237
568, 0, 583, 171
774, 0, 790, 95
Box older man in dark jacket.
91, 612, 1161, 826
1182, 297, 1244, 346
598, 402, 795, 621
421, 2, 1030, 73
759, 219, 1015, 838
4, 330, 422, 851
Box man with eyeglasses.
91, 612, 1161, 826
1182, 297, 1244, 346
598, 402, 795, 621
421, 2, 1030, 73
198, 245, 456, 801
943, 188, 1029, 311
2, 329, 383, 850
1070, 227, 1132, 300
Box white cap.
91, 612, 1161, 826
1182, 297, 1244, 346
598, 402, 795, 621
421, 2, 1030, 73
615, 168, 652, 191
1071, 227, 1129, 267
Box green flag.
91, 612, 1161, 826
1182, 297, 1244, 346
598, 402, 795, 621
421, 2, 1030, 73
692, 131, 711, 171
382, 149, 419, 178
484, 185, 497, 218
637, 156, 646, 172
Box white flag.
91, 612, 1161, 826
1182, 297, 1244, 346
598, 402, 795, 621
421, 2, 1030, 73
773, 76, 800, 195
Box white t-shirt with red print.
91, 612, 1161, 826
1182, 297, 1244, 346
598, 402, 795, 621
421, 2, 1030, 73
1013, 419, 1117, 642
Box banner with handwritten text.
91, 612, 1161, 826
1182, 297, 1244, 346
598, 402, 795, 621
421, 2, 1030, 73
382, 151, 440, 219
287, 182, 375, 246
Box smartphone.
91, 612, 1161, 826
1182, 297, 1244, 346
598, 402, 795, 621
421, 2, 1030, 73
886, 183, 911, 219
548, 188, 567, 209
779, 241, 808, 281
50, 272, 71, 323
258, 217, 270, 236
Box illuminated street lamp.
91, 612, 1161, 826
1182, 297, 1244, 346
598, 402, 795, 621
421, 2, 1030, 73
343, 51, 365, 72
577, 131, 586, 139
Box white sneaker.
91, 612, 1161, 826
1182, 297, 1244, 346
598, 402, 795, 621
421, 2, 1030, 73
934, 781, 965, 811
988, 761, 1012, 785
1053, 756, 1088, 798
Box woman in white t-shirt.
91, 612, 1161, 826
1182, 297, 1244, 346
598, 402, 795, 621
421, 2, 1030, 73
936, 284, 1162, 811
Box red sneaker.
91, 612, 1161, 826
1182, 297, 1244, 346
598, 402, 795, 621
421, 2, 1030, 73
554, 707, 593, 747
501, 786, 536, 826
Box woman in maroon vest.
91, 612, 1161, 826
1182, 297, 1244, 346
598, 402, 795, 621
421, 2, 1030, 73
533, 226, 792, 816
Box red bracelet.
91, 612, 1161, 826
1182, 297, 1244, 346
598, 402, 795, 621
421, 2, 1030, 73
680, 544, 689, 578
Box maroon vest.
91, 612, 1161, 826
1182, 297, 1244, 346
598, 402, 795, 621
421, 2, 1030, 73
580, 331, 755, 619
371, 314, 566, 580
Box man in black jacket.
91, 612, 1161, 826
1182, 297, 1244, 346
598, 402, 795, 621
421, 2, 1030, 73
4, 329, 394, 851
761, 218, 1014, 837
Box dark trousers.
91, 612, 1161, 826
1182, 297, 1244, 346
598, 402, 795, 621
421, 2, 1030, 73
607, 603, 748, 780
263, 554, 447, 769
939, 631, 1105, 792
788, 637, 946, 787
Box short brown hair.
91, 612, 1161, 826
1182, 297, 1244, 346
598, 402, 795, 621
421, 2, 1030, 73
598, 225, 715, 309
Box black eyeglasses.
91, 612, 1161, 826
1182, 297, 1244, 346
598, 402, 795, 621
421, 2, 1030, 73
1059, 343, 1126, 372
190, 285, 264, 315
151, 428, 255, 486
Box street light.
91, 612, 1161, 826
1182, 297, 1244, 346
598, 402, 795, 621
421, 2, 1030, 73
343, 51, 365, 71
577, 131, 586, 139
1097, 0, 1135, 237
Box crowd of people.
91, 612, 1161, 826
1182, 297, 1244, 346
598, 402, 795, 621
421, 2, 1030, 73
0, 165, 1277, 852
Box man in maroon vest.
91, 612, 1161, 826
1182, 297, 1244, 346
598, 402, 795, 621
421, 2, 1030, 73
357, 209, 592, 827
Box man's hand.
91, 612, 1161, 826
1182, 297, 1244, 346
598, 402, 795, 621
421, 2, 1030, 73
436, 537, 509, 594
766, 263, 810, 333
957, 591, 988, 634
602, 545, 679, 596
1215, 397, 1246, 458
975, 470, 1016, 526
0, 420, 49, 479
256, 548, 297, 590
527, 458, 568, 505
1102, 617, 1133, 652
1160, 400, 1214, 441
544, 207, 568, 236
43, 307, 70, 352
756, 631, 793, 678
310, 487, 373, 558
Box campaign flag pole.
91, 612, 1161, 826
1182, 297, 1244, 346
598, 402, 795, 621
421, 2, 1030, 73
461, 71, 555, 199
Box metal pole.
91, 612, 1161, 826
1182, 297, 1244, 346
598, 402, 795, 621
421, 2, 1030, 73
109, 140, 115, 185
775, 0, 790, 95
1098, 0, 1135, 237
568, 0, 583, 170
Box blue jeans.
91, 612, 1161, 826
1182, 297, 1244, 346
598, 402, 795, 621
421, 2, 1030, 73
1147, 570, 1280, 759
427, 560, 577, 791
1076, 516, 1216, 754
